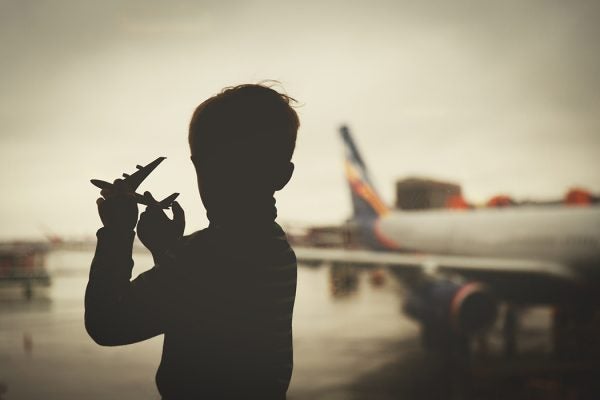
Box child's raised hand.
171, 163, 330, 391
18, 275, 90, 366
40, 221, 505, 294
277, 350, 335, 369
96, 179, 139, 232
137, 193, 185, 259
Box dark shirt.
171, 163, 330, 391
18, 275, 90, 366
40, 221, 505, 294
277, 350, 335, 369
85, 223, 297, 399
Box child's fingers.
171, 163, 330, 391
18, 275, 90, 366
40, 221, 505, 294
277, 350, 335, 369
172, 201, 185, 232
113, 179, 133, 195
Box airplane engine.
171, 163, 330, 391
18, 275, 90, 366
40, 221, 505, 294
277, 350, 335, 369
403, 280, 498, 335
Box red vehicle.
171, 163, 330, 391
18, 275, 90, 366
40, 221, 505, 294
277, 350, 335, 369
0, 242, 51, 299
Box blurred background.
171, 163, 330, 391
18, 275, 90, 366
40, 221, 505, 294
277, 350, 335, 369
1, 1, 599, 399
2, 0, 599, 238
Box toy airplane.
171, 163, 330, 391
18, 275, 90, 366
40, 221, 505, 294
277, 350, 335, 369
91, 156, 179, 209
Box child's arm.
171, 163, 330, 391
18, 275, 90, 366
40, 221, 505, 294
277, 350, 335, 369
85, 181, 167, 346
84, 227, 167, 346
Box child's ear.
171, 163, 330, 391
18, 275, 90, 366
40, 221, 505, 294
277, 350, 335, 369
274, 162, 294, 191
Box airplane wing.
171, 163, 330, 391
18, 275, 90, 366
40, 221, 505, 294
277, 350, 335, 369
122, 157, 166, 191
292, 246, 581, 302
134, 191, 179, 209
91, 157, 176, 209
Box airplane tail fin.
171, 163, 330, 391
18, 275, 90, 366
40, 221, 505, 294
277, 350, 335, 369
340, 125, 389, 220
139, 191, 180, 209
158, 193, 180, 208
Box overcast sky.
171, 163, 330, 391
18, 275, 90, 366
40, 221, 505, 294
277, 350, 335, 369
1, 0, 599, 239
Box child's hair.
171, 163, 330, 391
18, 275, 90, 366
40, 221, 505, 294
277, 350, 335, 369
189, 84, 299, 185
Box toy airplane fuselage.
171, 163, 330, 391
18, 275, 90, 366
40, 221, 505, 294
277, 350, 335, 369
91, 156, 179, 209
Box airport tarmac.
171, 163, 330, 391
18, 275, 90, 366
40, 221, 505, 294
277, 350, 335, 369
0, 249, 598, 399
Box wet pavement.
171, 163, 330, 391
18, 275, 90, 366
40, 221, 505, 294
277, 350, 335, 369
0, 249, 598, 399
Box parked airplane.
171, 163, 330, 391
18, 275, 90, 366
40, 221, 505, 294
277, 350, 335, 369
294, 126, 600, 354
91, 156, 179, 209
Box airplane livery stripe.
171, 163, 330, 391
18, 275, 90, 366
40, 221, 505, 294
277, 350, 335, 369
345, 161, 388, 216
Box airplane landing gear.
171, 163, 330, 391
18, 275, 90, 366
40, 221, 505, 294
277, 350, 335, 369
503, 305, 518, 357
23, 280, 33, 300
552, 305, 599, 360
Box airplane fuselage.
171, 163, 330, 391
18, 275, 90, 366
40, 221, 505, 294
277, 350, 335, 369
336, 125, 600, 336
377, 205, 600, 277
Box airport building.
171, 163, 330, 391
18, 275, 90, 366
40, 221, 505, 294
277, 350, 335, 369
395, 177, 462, 210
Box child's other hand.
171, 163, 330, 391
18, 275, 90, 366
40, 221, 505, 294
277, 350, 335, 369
137, 198, 185, 258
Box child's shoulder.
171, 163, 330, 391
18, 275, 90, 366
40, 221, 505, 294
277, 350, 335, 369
180, 228, 212, 250
166, 228, 215, 272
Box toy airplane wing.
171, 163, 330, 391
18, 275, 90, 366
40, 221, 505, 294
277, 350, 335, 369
135, 192, 180, 209
91, 156, 179, 209
91, 156, 166, 192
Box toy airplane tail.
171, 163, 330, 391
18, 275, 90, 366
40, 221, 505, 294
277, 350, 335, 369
158, 193, 179, 208
138, 191, 180, 209
340, 125, 389, 221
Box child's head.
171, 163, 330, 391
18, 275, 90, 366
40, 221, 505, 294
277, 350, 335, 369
189, 84, 299, 206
